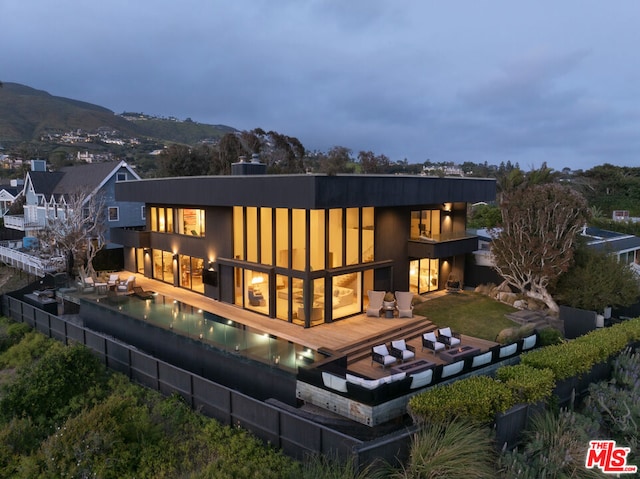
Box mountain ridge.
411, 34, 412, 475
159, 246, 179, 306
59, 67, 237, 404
0, 82, 236, 145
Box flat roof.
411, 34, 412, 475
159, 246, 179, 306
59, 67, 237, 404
116, 174, 496, 209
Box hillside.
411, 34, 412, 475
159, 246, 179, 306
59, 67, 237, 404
0, 82, 235, 145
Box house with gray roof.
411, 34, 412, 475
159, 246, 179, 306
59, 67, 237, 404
4, 160, 145, 249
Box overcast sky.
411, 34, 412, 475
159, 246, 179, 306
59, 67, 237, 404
4, 1, 639, 171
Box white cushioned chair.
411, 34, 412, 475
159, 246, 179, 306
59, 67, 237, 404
422, 331, 445, 355
390, 339, 416, 363
371, 344, 397, 369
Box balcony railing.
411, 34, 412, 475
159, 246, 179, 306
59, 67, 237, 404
410, 230, 474, 242
0, 244, 65, 277
3, 215, 45, 231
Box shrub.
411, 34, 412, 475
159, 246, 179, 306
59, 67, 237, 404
0, 330, 52, 369
379, 419, 497, 479
0, 319, 31, 353
498, 409, 601, 479
536, 326, 563, 346
495, 364, 555, 404
521, 318, 640, 381
408, 376, 514, 424
0, 342, 108, 427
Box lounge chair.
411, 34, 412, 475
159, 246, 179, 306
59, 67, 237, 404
390, 339, 416, 363
422, 331, 445, 355
366, 290, 385, 317
371, 344, 397, 369
117, 275, 135, 293
248, 287, 264, 306
438, 327, 461, 348
395, 291, 414, 318
132, 286, 154, 300
107, 274, 120, 287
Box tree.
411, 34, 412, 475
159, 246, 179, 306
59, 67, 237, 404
36, 189, 106, 280
357, 150, 390, 174
158, 144, 210, 177
317, 146, 354, 175
553, 244, 639, 312
490, 183, 590, 314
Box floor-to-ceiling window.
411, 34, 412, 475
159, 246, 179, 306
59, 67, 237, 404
409, 258, 439, 294
231, 206, 375, 325
411, 209, 441, 240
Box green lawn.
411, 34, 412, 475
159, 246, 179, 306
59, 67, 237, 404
413, 291, 519, 341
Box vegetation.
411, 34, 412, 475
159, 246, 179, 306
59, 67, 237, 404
412, 291, 518, 341
378, 419, 497, 479
553, 243, 640, 311
491, 183, 590, 314
408, 376, 515, 424
494, 364, 555, 404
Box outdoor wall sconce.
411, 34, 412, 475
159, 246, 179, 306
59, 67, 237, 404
173, 253, 179, 261
208, 261, 215, 271
143, 248, 150, 255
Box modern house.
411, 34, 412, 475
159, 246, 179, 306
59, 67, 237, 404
114, 167, 496, 328
4, 160, 146, 249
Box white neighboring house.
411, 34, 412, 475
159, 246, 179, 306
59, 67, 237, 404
470, 226, 640, 276
0, 179, 21, 217
4, 160, 146, 249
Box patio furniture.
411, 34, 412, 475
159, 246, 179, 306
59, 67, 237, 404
390, 339, 416, 363
366, 290, 385, 317
439, 345, 481, 363
78, 276, 95, 293
446, 273, 461, 292
395, 291, 414, 318
421, 331, 445, 355
132, 286, 154, 300
117, 275, 135, 293
438, 327, 461, 348
390, 358, 434, 375
94, 282, 108, 295
371, 344, 397, 369
107, 274, 120, 287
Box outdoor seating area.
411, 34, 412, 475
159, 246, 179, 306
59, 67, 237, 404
296, 329, 542, 426
366, 290, 416, 318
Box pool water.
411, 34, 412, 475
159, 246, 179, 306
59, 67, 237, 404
93, 291, 316, 372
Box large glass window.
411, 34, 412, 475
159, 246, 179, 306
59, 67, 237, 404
260, 207, 273, 266
276, 208, 288, 267
331, 272, 360, 319
409, 258, 439, 294
177, 208, 204, 236
310, 210, 325, 271
329, 209, 343, 268
150, 207, 173, 233
233, 206, 244, 260
179, 255, 204, 293
411, 209, 441, 240
291, 209, 306, 271
361, 207, 374, 263
346, 208, 359, 265
246, 207, 258, 262
245, 270, 269, 315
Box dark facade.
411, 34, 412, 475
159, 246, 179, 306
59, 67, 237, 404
115, 174, 496, 327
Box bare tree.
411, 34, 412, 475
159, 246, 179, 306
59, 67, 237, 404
490, 183, 590, 314
36, 189, 106, 281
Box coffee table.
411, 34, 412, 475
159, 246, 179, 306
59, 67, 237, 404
390, 358, 436, 375
439, 345, 481, 363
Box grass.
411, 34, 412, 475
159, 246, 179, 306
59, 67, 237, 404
413, 291, 519, 341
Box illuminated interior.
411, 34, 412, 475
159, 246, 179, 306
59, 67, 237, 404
409, 258, 439, 294
410, 209, 441, 240
232, 206, 375, 324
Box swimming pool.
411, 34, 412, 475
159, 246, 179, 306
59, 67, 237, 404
93, 291, 316, 372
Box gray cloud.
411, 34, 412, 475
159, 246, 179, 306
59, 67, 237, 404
3, 0, 640, 170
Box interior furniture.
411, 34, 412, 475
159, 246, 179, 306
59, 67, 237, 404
248, 287, 264, 306
422, 331, 445, 355
395, 291, 414, 318
366, 290, 385, 317
390, 339, 416, 363
371, 344, 397, 369
438, 327, 461, 348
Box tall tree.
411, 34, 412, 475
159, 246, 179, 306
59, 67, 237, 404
490, 183, 590, 314
157, 144, 210, 177
36, 189, 106, 280
317, 146, 354, 176
358, 150, 390, 174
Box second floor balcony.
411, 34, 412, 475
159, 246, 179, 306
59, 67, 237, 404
3, 214, 45, 232
408, 230, 479, 259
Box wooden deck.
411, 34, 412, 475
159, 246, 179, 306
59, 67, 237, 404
83, 273, 498, 377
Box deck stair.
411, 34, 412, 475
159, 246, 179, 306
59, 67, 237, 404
335, 317, 436, 365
